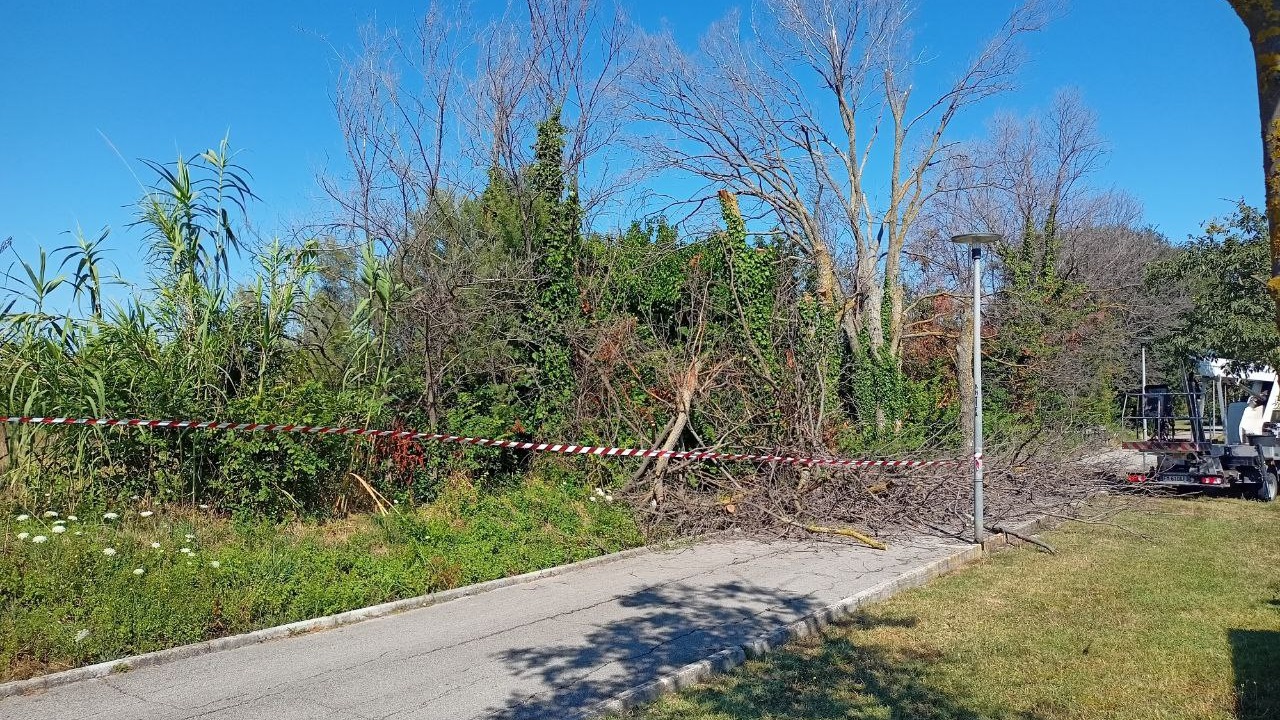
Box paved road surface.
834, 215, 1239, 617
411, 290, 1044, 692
1, 535, 969, 720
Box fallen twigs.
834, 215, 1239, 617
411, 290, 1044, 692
987, 525, 1056, 554
626, 428, 1129, 547
1036, 510, 1154, 542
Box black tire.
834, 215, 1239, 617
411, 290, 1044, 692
1256, 471, 1278, 502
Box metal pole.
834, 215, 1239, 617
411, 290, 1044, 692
1141, 347, 1149, 441
1140, 345, 1149, 469
972, 246, 984, 544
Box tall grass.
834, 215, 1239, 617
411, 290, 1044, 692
0, 140, 393, 515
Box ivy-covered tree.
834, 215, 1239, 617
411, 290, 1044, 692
987, 211, 1102, 421
474, 111, 585, 435
529, 111, 583, 324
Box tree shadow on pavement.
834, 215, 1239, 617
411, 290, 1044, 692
489, 580, 1038, 720
489, 579, 817, 719
1231, 629, 1280, 719
629, 629, 1047, 720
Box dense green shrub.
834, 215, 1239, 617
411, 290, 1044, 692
0, 122, 1092, 519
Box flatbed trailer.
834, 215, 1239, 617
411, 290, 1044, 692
1122, 360, 1279, 502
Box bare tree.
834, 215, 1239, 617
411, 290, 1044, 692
464, 8, 540, 188
328, 0, 640, 249
911, 91, 1176, 441
635, 0, 1047, 369
526, 0, 640, 217
325, 4, 470, 248
462, 0, 640, 221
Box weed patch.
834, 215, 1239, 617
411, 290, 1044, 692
0, 477, 641, 682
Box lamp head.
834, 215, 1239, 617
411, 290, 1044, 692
948, 233, 1002, 246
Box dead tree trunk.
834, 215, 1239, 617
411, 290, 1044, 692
647, 359, 702, 506
629, 414, 679, 483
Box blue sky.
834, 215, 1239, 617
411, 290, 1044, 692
0, 0, 1261, 280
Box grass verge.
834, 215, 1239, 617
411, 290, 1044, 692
618, 497, 1280, 720
0, 475, 641, 682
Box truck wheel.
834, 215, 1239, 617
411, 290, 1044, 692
1256, 471, 1278, 502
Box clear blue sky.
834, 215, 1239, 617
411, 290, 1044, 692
0, 0, 1261, 279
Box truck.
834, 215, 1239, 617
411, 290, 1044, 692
1122, 359, 1280, 501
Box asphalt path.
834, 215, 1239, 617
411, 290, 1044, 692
0, 534, 970, 719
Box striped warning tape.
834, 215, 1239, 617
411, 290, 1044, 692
0, 415, 959, 469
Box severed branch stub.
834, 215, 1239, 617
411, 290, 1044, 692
777, 515, 887, 550
987, 525, 1055, 554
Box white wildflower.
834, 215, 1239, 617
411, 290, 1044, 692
139, 511, 153, 518
589, 497, 597, 503
42, 511, 58, 518
198, 504, 209, 510
16, 532, 29, 540
184, 534, 194, 540
209, 561, 221, 569
180, 547, 191, 554
32, 535, 47, 544
594, 487, 605, 496
151, 542, 161, 549
15, 514, 28, 522
102, 547, 116, 556
605, 495, 614, 503
51, 525, 66, 534
130, 495, 139, 501
67, 515, 78, 521
74, 531, 83, 536
74, 629, 89, 643
103, 512, 119, 520
132, 568, 144, 576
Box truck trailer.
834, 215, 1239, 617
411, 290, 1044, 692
1122, 359, 1280, 501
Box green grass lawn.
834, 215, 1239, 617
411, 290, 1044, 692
0, 475, 641, 682
619, 497, 1280, 720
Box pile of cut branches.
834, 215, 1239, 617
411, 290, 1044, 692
618, 429, 1133, 549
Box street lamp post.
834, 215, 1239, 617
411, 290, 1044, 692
950, 233, 1002, 544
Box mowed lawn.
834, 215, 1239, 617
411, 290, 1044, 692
619, 497, 1280, 720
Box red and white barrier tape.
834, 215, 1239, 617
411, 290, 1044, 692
0, 416, 958, 470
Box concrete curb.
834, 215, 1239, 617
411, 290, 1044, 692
584, 514, 1062, 718
0, 536, 703, 700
